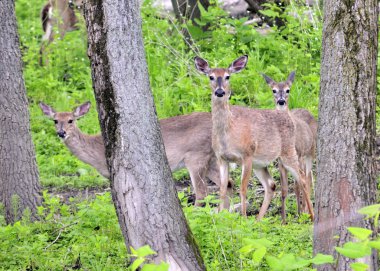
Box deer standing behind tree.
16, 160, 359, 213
262, 71, 318, 222
40, 0, 83, 64
39, 101, 231, 205
195, 55, 314, 221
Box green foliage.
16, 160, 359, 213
128, 246, 169, 271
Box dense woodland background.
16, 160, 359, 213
0, 0, 379, 270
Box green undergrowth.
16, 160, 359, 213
0, 192, 314, 271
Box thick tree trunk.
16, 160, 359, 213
83, 1, 205, 270
314, 0, 378, 269
0, 0, 41, 224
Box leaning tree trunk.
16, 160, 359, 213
314, 0, 378, 269
0, 0, 41, 224
83, 1, 205, 270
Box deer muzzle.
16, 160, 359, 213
215, 89, 225, 97
277, 99, 286, 106
57, 130, 66, 138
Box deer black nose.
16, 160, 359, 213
278, 100, 286, 106
215, 89, 225, 97
57, 131, 66, 138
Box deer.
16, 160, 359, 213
194, 55, 314, 221
262, 72, 317, 220
40, 0, 83, 64
39, 101, 232, 206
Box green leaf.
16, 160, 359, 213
252, 247, 267, 263
347, 227, 372, 241
266, 255, 283, 270
133, 245, 157, 258
129, 258, 145, 271
310, 253, 335, 265
358, 205, 380, 218
350, 262, 369, 271
335, 242, 371, 259
259, 9, 280, 18
368, 240, 380, 250
142, 262, 169, 271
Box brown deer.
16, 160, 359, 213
40, 0, 83, 64
194, 55, 314, 221
262, 71, 317, 221
39, 101, 231, 205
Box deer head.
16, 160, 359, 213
262, 71, 295, 110
39, 101, 91, 140
194, 55, 248, 102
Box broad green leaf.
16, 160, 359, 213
335, 242, 371, 259
350, 262, 369, 271
129, 258, 145, 271
259, 9, 280, 18
368, 240, 380, 250
134, 245, 157, 258
142, 262, 169, 271
347, 227, 372, 241
266, 255, 283, 270
242, 238, 273, 249
252, 247, 267, 263
310, 253, 335, 265
357, 205, 380, 218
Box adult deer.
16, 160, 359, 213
262, 72, 317, 221
194, 55, 314, 221
40, 0, 83, 64
39, 101, 230, 206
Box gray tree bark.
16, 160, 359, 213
83, 1, 205, 270
314, 0, 378, 269
0, 0, 41, 224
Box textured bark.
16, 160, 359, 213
314, 0, 378, 269
83, 1, 205, 270
0, 0, 41, 224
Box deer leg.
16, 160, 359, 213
187, 167, 208, 207
303, 156, 314, 212
281, 156, 314, 221
218, 159, 230, 211
206, 157, 234, 198
278, 161, 289, 223
253, 166, 276, 220
240, 158, 253, 217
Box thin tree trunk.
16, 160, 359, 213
0, 0, 41, 224
314, 0, 378, 269
83, 1, 205, 270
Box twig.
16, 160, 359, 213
44, 221, 78, 250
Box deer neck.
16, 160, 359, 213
211, 98, 233, 149
63, 126, 107, 172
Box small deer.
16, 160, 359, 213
39, 101, 230, 205
262, 72, 317, 220
40, 0, 83, 64
195, 55, 314, 221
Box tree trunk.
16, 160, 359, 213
83, 1, 205, 270
0, 0, 41, 224
314, 0, 378, 269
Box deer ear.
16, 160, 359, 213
194, 56, 211, 74
73, 101, 91, 118
39, 102, 56, 118
228, 55, 248, 74
287, 71, 296, 85
261, 73, 275, 86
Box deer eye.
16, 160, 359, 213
272, 89, 277, 93
54, 120, 58, 124
209, 76, 215, 81
286, 89, 290, 93
68, 119, 73, 124
225, 75, 230, 80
